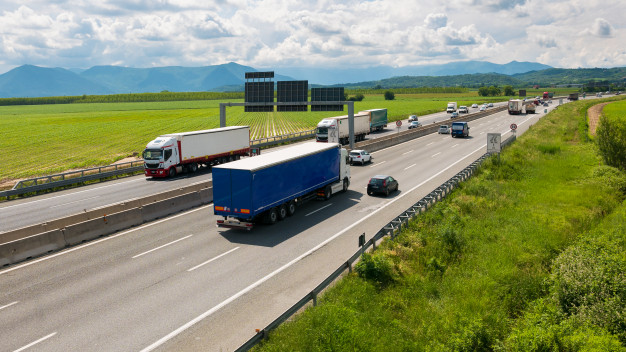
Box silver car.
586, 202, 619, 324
438, 125, 450, 134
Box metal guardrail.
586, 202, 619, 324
236, 134, 517, 351
250, 129, 316, 148
0, 161, 145, 199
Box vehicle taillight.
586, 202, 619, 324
217, 220, 224, 224
383, 180, 386, 187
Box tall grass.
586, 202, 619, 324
253, 100, 626, 351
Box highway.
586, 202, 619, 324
0, 102, 555, 352
0, 102, 505, 233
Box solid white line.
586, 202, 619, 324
141, 142, 491, 352
370, 160, 386, 168
49, 196, 100, 208
404, 164, 416, 170
132, 235, 193, 259
0, 301, 18, 311
426, 142, 434, 146
13, 332, 57, 352
452, 143, 459, 148
431, 152, 441, 158
0, 205, 212, 276
188, 247, 240, 272
306, 204, 333, 216
401, 150, 414, 155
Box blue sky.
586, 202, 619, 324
0, 0, 624, 74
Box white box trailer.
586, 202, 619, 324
316, 113, 370, 145
143, 126, 250, 178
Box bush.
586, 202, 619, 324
384, 91, 395, 100
355, 252, 397, 286
597, 113, 626, 171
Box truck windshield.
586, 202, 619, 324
143, 149, 163, 160
317, 127, 328, 134
452, 124, 464, 130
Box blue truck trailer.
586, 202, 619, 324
213, 142, 351, 230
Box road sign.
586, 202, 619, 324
510, 123, 518, 131
487, 133, 501, 153
396, 120, 402, 127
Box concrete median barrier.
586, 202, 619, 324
141, 191, 203, 223
0, 229, 66, 266
199, 187, 213, 204
63, 208, 143, 246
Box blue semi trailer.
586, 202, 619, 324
213, 142, 351, 230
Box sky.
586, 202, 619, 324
0, 0, 624, 74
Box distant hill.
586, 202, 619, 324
513, 67, 626, 85
340, 73, 526, 89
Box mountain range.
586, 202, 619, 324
1, 61, 624, 99
0, 61, 553, 98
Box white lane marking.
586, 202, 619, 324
452, 144, 459, 148
132, 235, 193, 259
370, 161, 386, 168
306, 204, 332, 216
13, 332, 57, 352
0, 301, 18, 311
49, 196, 100, 209
0, 205, 212, 276
141, 142, 492, 352
401, 150, 414, 155
426, 142, 434, 146
431, 152, 441, 158
404, 164, 416, 170
187, 247, 240, 272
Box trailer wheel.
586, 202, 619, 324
287, 201, 297, 216
324, 185, 332, 200
189, 163, 198, 173
278, 204, 288, 220
264, 208, 279, 224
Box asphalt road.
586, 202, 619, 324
0, 102, 557, 352
0, 101, 506, 233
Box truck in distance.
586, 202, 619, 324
213, 142, 351, 230
316, 113, 370, 144
446, 102, 457, 113
508, 99, 524, 114
361, 108, 388, 132
568, 93, 579, 101
142, 126, 250, 178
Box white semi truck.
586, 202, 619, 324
316, 113, 370, 145
446, 102, 457, 113
142, 126, 250, 178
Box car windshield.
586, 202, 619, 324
143, 149, 163, 160
452, 124, 464, 130
369, 178, 384, 185
439, 126, 447, 129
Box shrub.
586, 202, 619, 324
596, 113, 626, 171
355, 252, 397, 286
384, 91, 395, 100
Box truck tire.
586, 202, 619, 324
324, 185, 332, 200
169, 167, 176, 178
287, 201, 297, 216
342, 179, 349, 192
265, 208, 278, 224
278, 204, 288, 220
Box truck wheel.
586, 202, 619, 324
287, 201, 297, 216
265, 208, 278, 224
278, 204, 288, 220
342, 179, 349, 192
169, 167, 176, 178
324, 185, 332, 200
189, 163, 198, 173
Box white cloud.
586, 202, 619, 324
589, 18, 614, 37
424, 13, 447, 29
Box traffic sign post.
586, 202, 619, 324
510, 123, 517, 136
488, 133, 502, 162
396, 120, 402, 133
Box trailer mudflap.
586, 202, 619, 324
216, 218, 254, 231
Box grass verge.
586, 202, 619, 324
252, 99, 626, 351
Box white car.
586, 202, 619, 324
438, 125, 450, 134
349, 150, 372, 165
459, 106, 469, 113
408, 121, 422, 129
488, 103, 493, 107
479, 106, 487, 111
471, 104, 478, 108
408, 115, 418, 122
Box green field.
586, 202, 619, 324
0, 92, 509, 182
252, 98, 626, 351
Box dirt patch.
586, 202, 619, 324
588, 102, 610, 136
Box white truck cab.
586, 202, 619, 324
143, 136, 181, 177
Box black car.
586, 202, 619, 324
367, 175, 399, 196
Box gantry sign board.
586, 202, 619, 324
487, 133, 501, 153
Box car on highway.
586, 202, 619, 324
458, 106, 469, 113
479, 106, 487, 111
408, 115, 418, 122
488, 103, 494, 107
451, 112, 459, 118
367, 175, 399, 196
438, 125, 450, 134
471, 103, 478, 108
349, 150, 372, 165
408, 121, 422, 129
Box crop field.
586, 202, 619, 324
0, 90, 567, 182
